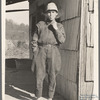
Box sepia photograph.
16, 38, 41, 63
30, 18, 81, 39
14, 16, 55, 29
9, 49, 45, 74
2, 0, 99, 100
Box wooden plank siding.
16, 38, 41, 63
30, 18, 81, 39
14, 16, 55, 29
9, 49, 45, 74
56, 75, 77, 100
65, 0, 81, 19
59, 50, 79, 83
88, 0, 94, 12
79, 0, 94, 99
89, 13, 94, 46
60, 17, 80, 50
85, 47, 94, 81
79, 82, 94, 100
86, 4, 94, 47
30, 0, 81, 21
85, 0, 94, 81
52, 0, 81, 21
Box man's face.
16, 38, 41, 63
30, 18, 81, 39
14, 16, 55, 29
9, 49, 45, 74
46, 10, 58, 21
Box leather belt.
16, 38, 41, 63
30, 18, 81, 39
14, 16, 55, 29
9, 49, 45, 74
38, 43, 59, 47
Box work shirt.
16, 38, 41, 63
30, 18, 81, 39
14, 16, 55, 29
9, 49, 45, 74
32, 21, 66, 46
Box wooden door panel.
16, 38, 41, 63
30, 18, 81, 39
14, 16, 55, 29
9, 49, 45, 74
52, 0, 81, 21
59, 50, 78, 83
60, 17, 80, 50
85, 47, 94, 81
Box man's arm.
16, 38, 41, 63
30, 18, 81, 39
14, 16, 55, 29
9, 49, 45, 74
31, 27, 38, 52
50, 21, 66, 44
54, 24, 66, 44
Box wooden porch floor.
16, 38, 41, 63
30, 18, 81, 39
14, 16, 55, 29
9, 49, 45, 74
5, 67, 66, 100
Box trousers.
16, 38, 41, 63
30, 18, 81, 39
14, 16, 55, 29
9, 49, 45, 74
31, 45, 61, 98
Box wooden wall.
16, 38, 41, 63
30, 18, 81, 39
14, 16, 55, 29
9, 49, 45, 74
53, 0, 81, 100
79, 0, 94, 100
29, 0, 81, 100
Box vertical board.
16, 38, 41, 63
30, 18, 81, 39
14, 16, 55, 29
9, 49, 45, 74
59, 50, 78, 83
89, 13, 94, 46
79, 0, 94, 99
85, 47, 94, 81
65, 0, 80, 19
52, 0, 80, 20
29, 1, 37, 15
29, 15, 37, 59
88, 0, 94, 12
86, 6, 94, 47
56, 75, 77, 100
65, 79, 77, 100
67, 81, 77, 100
80, 82, 94, 99
86, 10, 91, 46
56, 76, 61, 93
59, 75, 66, 97
60, 17, 80, 50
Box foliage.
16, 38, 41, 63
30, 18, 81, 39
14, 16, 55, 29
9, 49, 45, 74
6, 19, 29, 41
6, 19, 29, 58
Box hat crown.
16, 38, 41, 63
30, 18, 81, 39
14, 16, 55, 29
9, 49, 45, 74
46, 2, 58, 12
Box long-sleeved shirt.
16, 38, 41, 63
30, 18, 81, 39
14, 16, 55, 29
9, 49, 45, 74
32, 21, 66, 46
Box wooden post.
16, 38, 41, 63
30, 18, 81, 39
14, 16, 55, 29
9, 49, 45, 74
78, 0, 94, 99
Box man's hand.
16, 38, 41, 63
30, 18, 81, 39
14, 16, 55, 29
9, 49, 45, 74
32, 46, 38, 52
31, 41, 38, 52
50, 20, 58, 30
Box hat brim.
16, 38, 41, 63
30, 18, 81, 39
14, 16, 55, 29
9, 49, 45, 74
46, 9, 58, 13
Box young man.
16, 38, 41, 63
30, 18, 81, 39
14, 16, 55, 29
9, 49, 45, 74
31, 2, 66, 100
